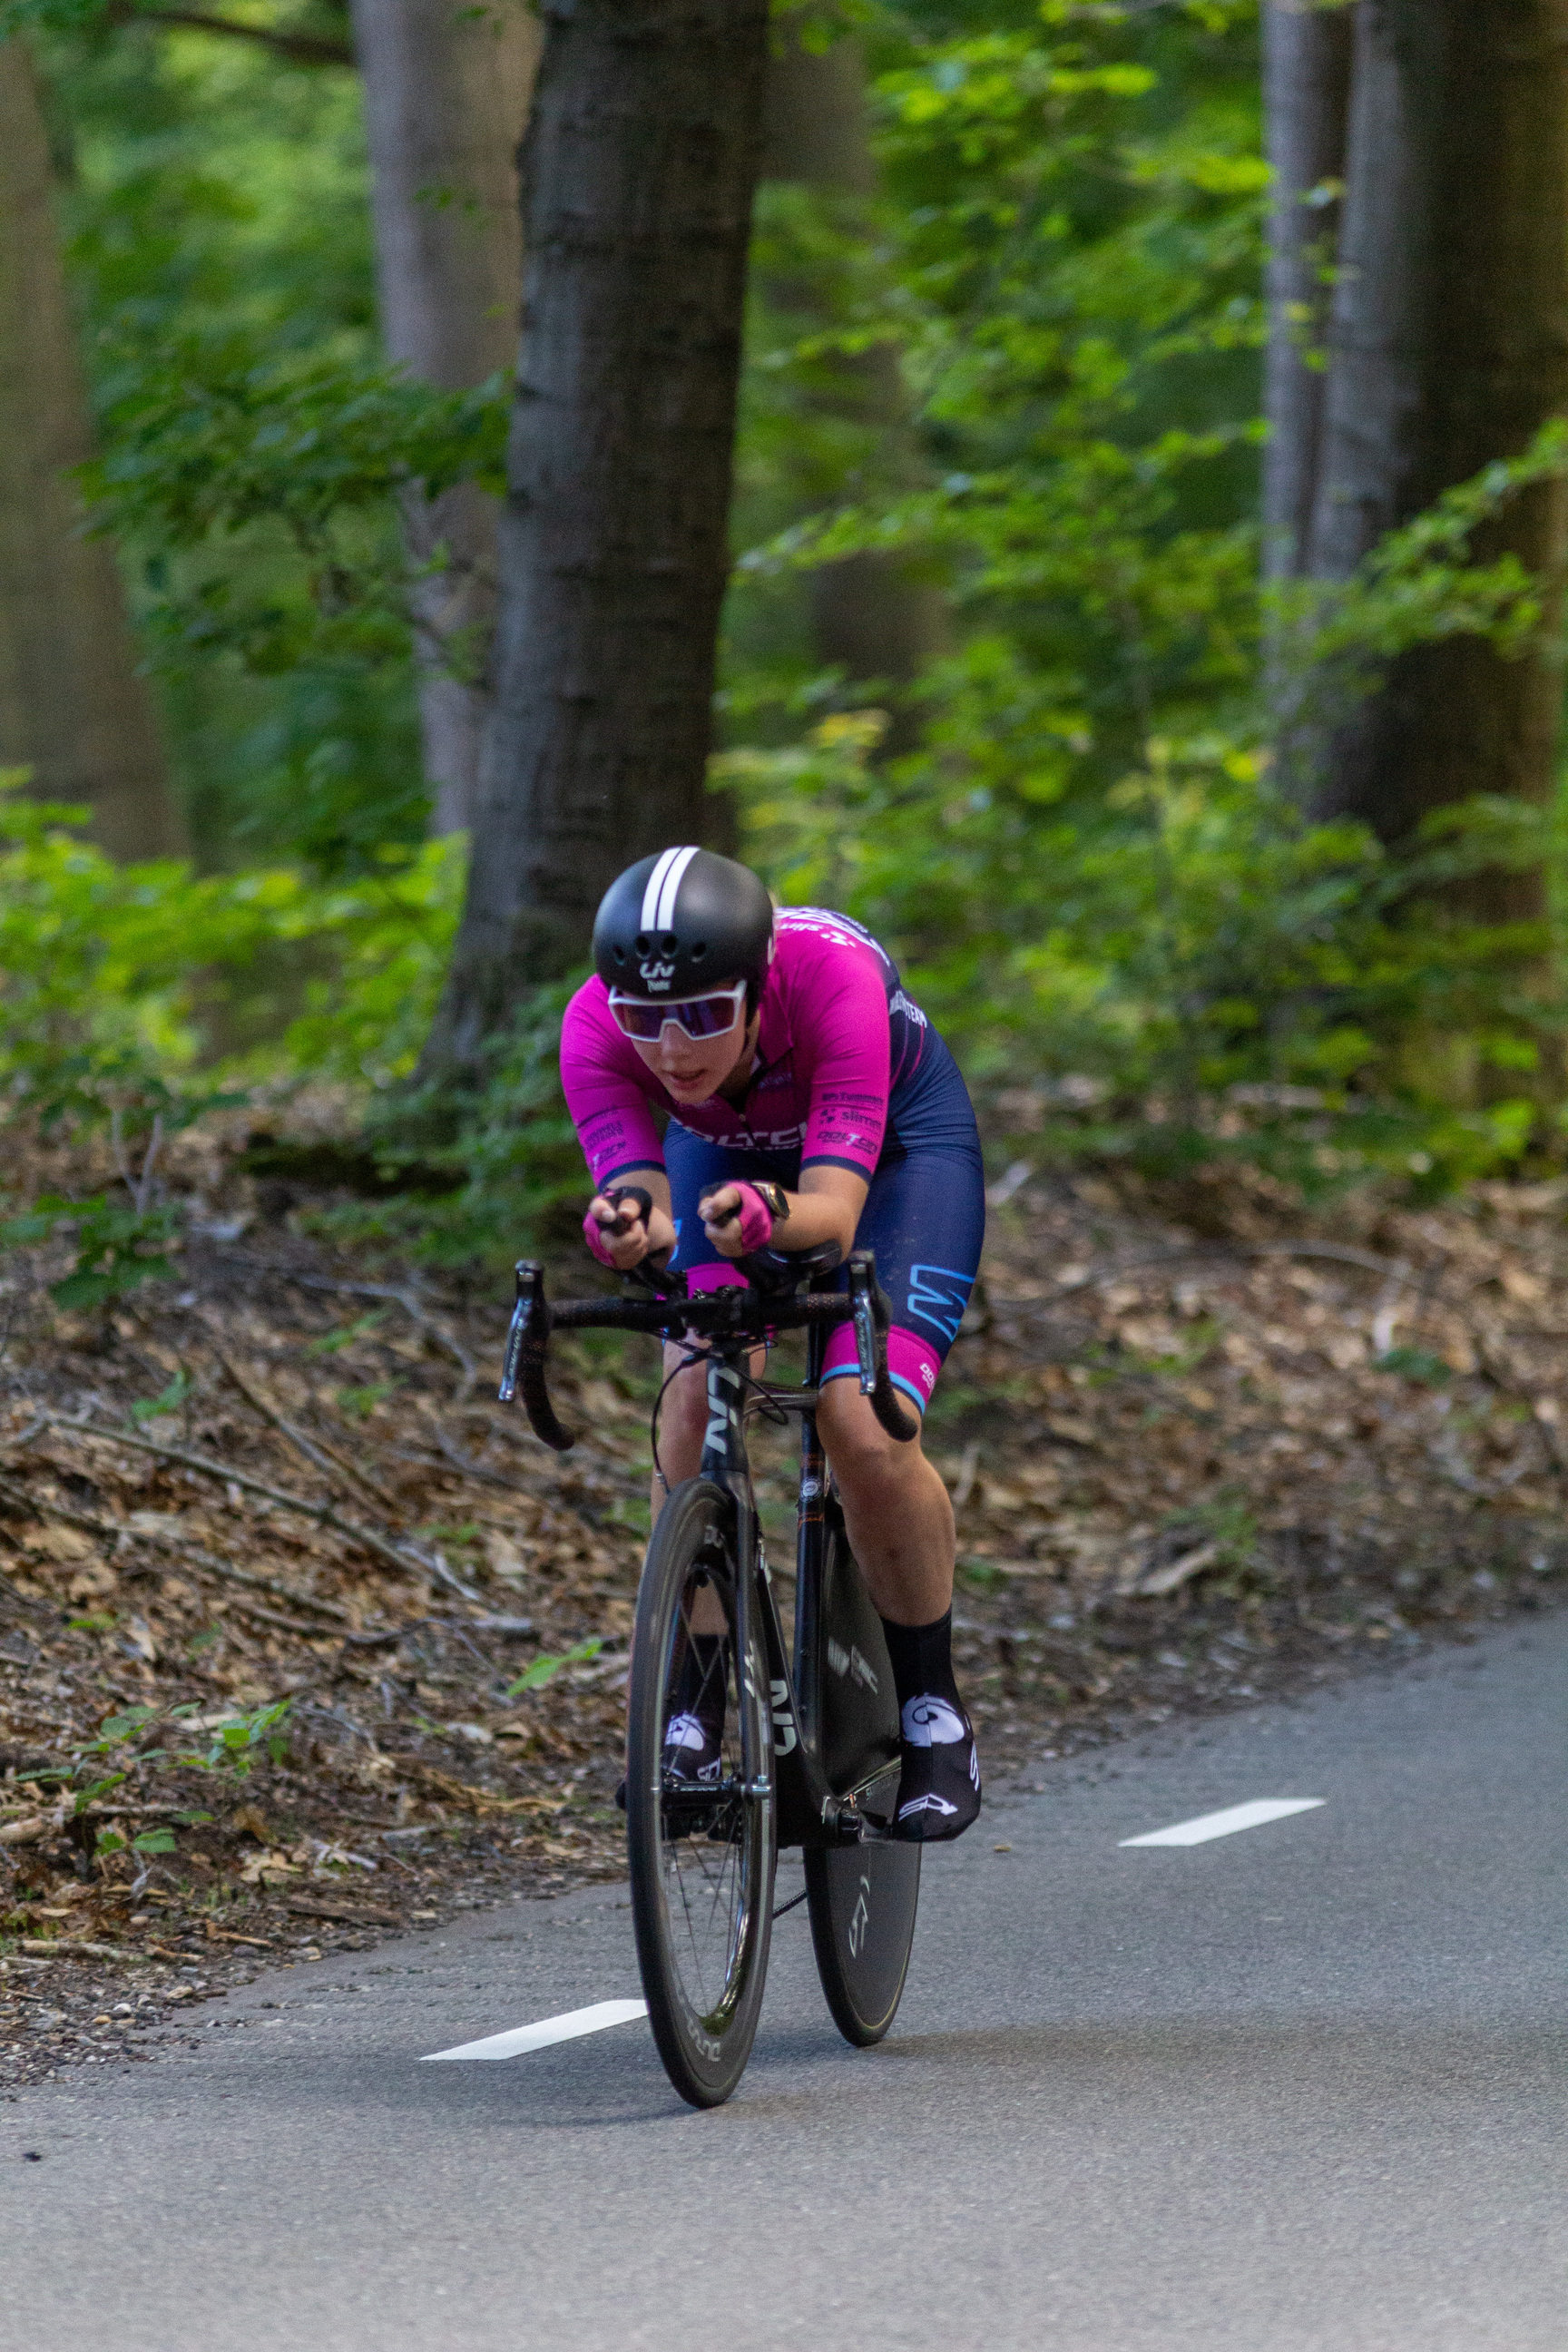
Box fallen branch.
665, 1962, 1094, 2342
0, 1468, 353, 1623
18, 1937, 172, 1964
1039, 1240, 1439, 1298
286, 1894, 399, 1928
37, 1413, 433, 1585
219, 1257, 478, 1395
0, 1813, 54, 1847
208, 1342, 405, 1518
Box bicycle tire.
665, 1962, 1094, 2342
804, 1513, 920, 2046
627, 1478, 776, 2108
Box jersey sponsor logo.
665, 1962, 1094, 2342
889, 988, 928, 1029
902, 1694, 966, 1746
906, 1262, 976, 1345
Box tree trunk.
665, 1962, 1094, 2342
422, 0, 771, 1081
0, 40, 182, 860
1305, 0, 1568, 918
350, 0, 543, 838
1261, 0, 1354, 585
760, 26, 947, 749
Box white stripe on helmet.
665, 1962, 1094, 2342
642, 843, 701, 936
639, 847, 682, 933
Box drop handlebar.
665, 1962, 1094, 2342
498, 1250, 919, 1454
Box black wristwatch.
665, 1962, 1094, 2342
752, 1180, 790, 1224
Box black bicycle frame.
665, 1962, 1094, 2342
691, 1327, 872, 1849
500, 1250, 916, 1847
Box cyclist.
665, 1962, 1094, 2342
561, 846, 986, 1841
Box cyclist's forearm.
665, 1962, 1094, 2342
783, 1166, 868, 1259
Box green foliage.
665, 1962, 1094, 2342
13, 0, 1568, 1242
34, 11, 417, 871
80, 348, 505, 681
0, 780, 462, 1112
506, 1638, 604, 1698
2, 1192, 181, 1310
181, 1698, 294, 1776
723, 703, 1560, 1195
74, 1698, 293, 1785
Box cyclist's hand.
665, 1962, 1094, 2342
583, 1189, 677, 1271
699, 1182, 772, 1259
583, 1191, 657, 1271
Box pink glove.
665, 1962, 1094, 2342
583, 1185, 654, 1269
703, 1181, 775, 1253
582, 1205, 620, 1269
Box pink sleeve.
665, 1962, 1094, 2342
559, 981, 665, 1191
794, 948, 890, 1179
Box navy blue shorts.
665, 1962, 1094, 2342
664, 1029, 985, 1414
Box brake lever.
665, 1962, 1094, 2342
498, 1260, 574, 1452
847, 1251, 918, 1443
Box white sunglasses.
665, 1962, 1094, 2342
608, 978, 749, 1044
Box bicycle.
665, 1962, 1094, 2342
500, 1239, 925, 2108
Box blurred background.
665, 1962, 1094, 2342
3, 0, 1567, 1250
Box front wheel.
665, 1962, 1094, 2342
626, 1478, 776, 2108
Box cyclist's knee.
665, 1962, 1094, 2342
818, 1378, 923, 1489
661, 1350, 709, 1437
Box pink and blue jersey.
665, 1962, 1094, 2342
560, 906, 985, 1413
561, 906, 931, 1192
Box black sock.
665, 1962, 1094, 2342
880, 1608, 979, 1840
879, 1609, 963, 1718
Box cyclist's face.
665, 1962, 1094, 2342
632, 1006, 758, 1102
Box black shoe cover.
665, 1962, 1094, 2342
616, 1706, 723, 1817
889, 1694, 982, 1842
660, 1710, 724, 1787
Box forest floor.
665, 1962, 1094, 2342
4, 1120, 1566, 2088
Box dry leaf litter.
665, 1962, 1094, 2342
3, 1125, 1564, 2086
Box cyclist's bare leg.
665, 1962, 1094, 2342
814, 1381, 953, 1626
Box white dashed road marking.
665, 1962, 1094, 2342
421, 1999, 649, 2063
1119, 1798, 1325, 1848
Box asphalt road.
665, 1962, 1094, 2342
5, 1614, 1565, 2351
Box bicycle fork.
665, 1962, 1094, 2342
698, 1350, 774, 1798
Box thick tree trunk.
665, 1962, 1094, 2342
760, 27, 947, 741
1261, 0, 1354, 585
0, 41, 181, 860
423, 0, 771, 1080
1304, 0, 1568, 918
350, 0, 543, 838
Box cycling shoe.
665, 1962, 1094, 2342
661, 1710, 724, 1786
615, 1710, 725, 1814
889, 1693, 982, 1843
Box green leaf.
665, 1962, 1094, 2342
505, 1638, 604, 1697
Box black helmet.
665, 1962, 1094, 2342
592, 847, 775, 999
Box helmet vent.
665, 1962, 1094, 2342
691, 940, 707, 959
660, 933, 679, 956
633, 934, 650, 956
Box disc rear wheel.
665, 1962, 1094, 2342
804, 1508, 920, 2045
627, 1479, 776, 2108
